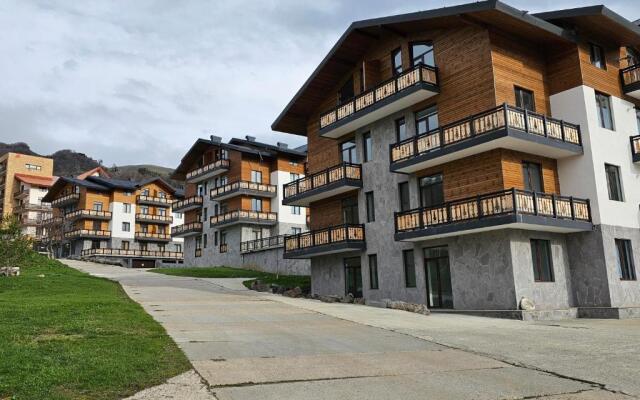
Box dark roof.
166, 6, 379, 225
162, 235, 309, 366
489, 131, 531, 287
42, 175, 179, 202
228, 138, 307, 158
271, 0, 576, 135
42, 176, 109, 202
86, 176, 138, 190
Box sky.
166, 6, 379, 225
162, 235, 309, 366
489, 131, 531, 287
0, 1, 637, 168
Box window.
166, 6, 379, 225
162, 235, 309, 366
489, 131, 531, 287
140, 242, 148, 251
122, 222, 130, 232
158, 191, 165, 198
522, 162, 543, 192
340, 139, 358, 163
515, 87, 535, 112
359, 66, 365, 93
175, 212, 183, 219
140, 205, 149, 215
410, 42, 435, 67
635, 107, 640, 134
195, 236, 202, 252
158, 208, 166, 216
341, 196, 359, 224
290, 172, 300, 182
175, 244, 182, 253
203, 234, 208, 248
141, 224, 148, 233
25, 163, 41, 171
391, 48, 402, 75
124, 191, 132, 196
365, 191, 375, 223
338, 76, 354, 104
251, 170, 262, 183
362, 132, 372, 162
627, 47, 640, 66
214, 231, 218, 246
403, 249, 416, 288
531, 239, 554, 282
158, 244, 165, 252
415, 106, 439, 135
615, 239, 636, 281
590, 43, 606, 69
158, 226, 166, 234
91, 240, 100, 250
419, 174, 444, 207
197, 184, 205, 196
122, 203, 131, 213
369, 254, 379, 290
291, 227, 302, 235
92, 221, 101, 231
289, 160, 299, 166
202, 207, 208, 220
605, 164, 624, 202
93, 202, 103, 211
121, 241, 129, 250
220, 231, 227, 245
395, 117, 407, 142
595, 92, 614, 130
291, 206, 301, 215
251, 198, 262, 212
398, 182, 411, 212
142, 188, 150, 196
252, 229, 262, 241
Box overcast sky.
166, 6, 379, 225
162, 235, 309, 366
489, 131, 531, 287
0, 1, 637, 168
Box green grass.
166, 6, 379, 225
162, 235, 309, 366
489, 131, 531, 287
0, 252, 191, 400
150, 266, 310, 290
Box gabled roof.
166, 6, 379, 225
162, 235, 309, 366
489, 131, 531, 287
14, 173, 57, 187
42, 176, 109, 202
136, 176, 179, 194
86, 176, 138, 190
76, 166, 111, 180
228, 138, 307, 158
271, 0, 577, 135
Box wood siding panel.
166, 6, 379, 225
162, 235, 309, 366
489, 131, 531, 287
501, 150, 560, 194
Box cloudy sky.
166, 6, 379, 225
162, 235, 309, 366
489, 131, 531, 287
0, 1, 637, 168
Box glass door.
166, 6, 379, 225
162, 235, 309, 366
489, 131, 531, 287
424, 246, 453, 308
344, 257, 363, 298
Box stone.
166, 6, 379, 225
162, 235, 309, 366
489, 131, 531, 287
250, 280, 270, 292
354, 297, 366, 305
387, 300, 430, 315
0, 267, 20, 277
283, 287, 303, 298
341, 293, 355, 303
520, 297, 536, 311
318, 295, 341, 303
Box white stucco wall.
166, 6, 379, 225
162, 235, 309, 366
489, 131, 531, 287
110, 201, 135, 239
270, 170, 307, 227
171, 210, 184, 244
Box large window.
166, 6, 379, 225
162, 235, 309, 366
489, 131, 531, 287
635, 107, 640, 134
395, 117, 407, 142
340, 139, 358, 163
362, 132, 372, 162
522, 162, 543, 192
419, 174, 444, 207
251, 198, 263, 212
605, 164, 624, 202
531, 239, 554, 282
415, 106, 439, 135
121, 241, 129, 250
590, 43, 606, 69
369, 254, 379, 290
398, 182, 411, 212
341, 196, 359, 224
122, 222, 130, 232
365, 191, 375, 223
339, 76, 354, 104
627, 47, 640, 66
391, 48, 402, 75
122, 203, 131, 213
595, 92, 614, 130
93, 202, 103, 212
251, 170, 262, 183
410, 42, 435, 67
403, 249, 416, 288
615, 239, 636, 281
515, 87, 535, 112
291, 206, 301, 215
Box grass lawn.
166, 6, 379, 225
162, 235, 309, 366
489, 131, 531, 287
150, 266, 310, 290
0, 252, 191, 400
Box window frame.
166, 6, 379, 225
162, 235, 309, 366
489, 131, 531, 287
122, 222, 130, 232
409, 41, 435, 67
530, 239, 555, 282
398, 182, 411, 212
419, 173, 444, 208
589, 43, 606, 69
291, 205, 301, 215
365, 191, 375, 223
368, 254, 379, 290
251, 197, 263, 212
395, 117, 407, 142
340, 138, 358, 164
522, 161, 544, 193
595, 91, 614, 130
514, 86, 536, 112
605, 163, 624, 202
615, 239, 636, 281
391, 47, 403, 76
403, 249, 416, 288
362, 132, 372, 162
415, 105, 439, 136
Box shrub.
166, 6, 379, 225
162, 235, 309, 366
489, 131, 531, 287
0, 214, 32, 268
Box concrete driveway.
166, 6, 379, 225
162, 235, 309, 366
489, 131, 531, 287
64, 260, 639, 400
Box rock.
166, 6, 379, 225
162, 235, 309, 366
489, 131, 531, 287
318, 295, 341, 303
37, 274, 45, 278
283, 287, 303, 298
388, 300, 430, 315
341, 293, 354, 303
0, 267, 20, 277
519, 297, 536, 311
354, 297, 365, 305
250, 280, 270, 292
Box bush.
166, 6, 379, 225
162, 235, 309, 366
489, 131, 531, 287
0, 214, 32, 268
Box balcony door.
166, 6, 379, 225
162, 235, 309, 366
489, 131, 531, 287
419, 174, 444, 208
344, 257, 363, 298
522, 162, 543, 192
341, 196, 359, 224
340, 139, 358, 164
424, 246, 453, 309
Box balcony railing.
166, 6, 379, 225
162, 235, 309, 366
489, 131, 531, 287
136, 195, 171, 207
14, 203, 51, 213
632, 135, 640, 163
52, 193, 80, 207
14, 188, 29, 199
65, 209, 112, 220
135, 213, 173, 224
284, 224, 365, 258
283, 163, 362, 205
210, 210, 277, 227
621, 64, 640, 96
171, 222, 203, 237
240, 235, 285, 253
81, 248, 183, 259
64, 229, 111, 239
210, 180, 277, 199
135, 232, 171, 241
186, 159, 230, 182
319, 64, 439, 132
395, 189, 591, 239
42, 216, 63, 225
219, 243, 228, 253
172, 196, 203, 212
390, 104, 582, 167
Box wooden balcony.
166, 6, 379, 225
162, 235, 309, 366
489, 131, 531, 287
135, 213, 173, 224
210, 181, 277, 201
282, 163, 362, 207
14, 203, 52, 214
13, 188, 29, 199
394, 188, 592, 242
319, 64, 439, 139
136, 195, 171, 207
64, 229, 111, 240
172, 196, 203, 212
240, 235, 284, 253
210, 210, 277, 228
51, 193, 80, 207
284, 224, 365, 259
65, 209, 112, 221
134, 232, 172, 242
81, 248, 183, 260
186, 159, 229, 183
390, 104, 583, 173
171, 222, 202, 238
632, 136, 640, 163
621, 64, 640, 99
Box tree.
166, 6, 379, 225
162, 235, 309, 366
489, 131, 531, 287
0, 214, 32, 267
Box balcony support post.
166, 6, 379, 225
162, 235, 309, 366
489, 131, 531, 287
532, 192, 538, 215
551, 194, 557, 218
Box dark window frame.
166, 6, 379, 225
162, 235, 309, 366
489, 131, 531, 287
340, 138, 358, 164
338, 75, 354, 105
615, 239, 636, 281
409, 41, 435, 67
391, 47, 403, 76
368, 254, 379, 290
522, 161, 544, 192
415, 105, 439, 136
365, 191, 375, 223
635, 107, 640, 134
403, 249, 416, 288
362, 132, 372, 162
419, 173, 444, 208
589, 43, 607, 70
605, 163, 624, 202
398, 182, 411, 212
530, 239, 555, 282
595, 91, 614, 130
514, 86, 536, 112
395, 117, 407, 142
341, 196, 359, 224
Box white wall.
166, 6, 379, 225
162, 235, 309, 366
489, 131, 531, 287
110, 201, 135, 239
171, 210, 184, 244
270, 170, 307, 226
551, 85, 640, 229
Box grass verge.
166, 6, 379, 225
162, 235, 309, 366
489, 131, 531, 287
150, 266, 310, 290
0, 252, 191, 400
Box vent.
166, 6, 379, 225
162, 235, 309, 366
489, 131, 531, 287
245, 135, 256, 142
277, 142, 288, 149
210, 135, 222, 143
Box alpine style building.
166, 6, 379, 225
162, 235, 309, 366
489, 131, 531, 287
170, 136, 310, 275
272, 2, 640, 318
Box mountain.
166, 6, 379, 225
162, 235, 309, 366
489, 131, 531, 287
107, 164, 181, 188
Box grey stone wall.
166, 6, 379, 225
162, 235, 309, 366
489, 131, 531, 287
566, 227, 610, 307
310, 253, 355, 296
600, 225, 640, 308
241, 248, 310, 276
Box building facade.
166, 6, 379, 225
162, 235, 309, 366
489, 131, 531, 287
42, 175, 184, 268
0, 152, 55, 239
171, 136, 310, 275
272, 1, 640, 317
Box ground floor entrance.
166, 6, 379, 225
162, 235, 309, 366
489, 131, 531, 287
424, 246, 453, 308
344, 257, 362, 298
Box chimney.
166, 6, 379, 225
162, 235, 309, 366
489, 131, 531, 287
245, 135, 256, 142
210, 135, 222, 143
277, 142, 288, 149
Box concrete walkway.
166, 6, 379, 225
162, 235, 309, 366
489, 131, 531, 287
64, 260, 639, 400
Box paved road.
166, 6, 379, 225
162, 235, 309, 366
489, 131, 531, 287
64, 260, 639, 400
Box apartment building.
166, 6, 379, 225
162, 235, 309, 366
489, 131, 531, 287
42, 175, 184, 268
0, 152, 55, 239
272, 1, 640, 318
171, 136, 309, 275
